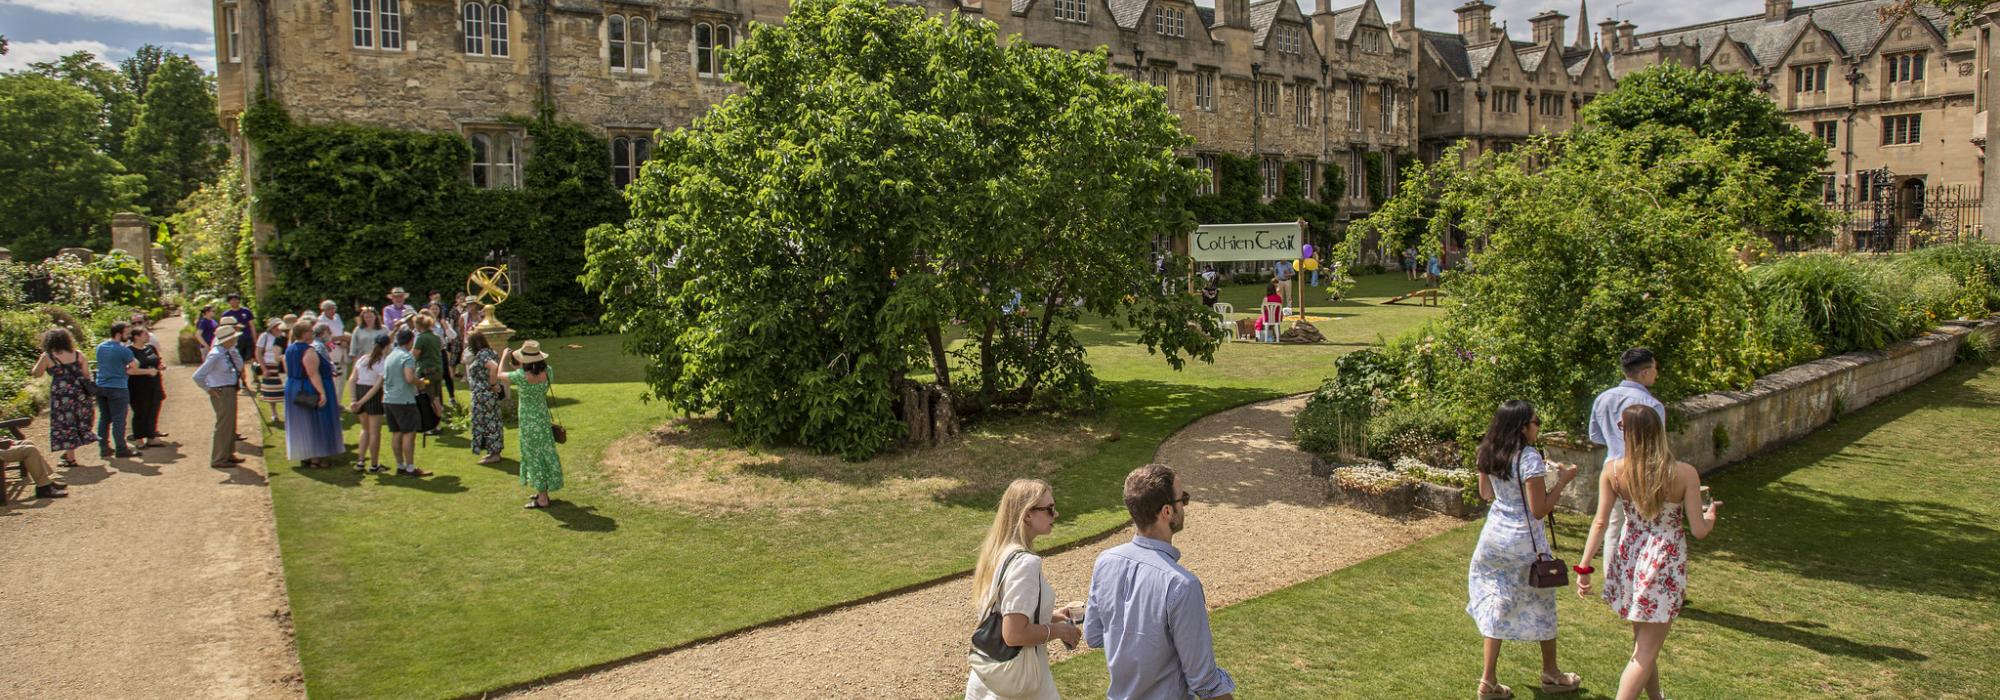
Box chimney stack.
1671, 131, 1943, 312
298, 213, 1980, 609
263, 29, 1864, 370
1765, 0, 1792, 22
1400, 0, 1416, 30
1616, 20, 1636, 52
1456, 1, 1495, 44
1598, 18, 1619, 51
1530, 10, 1568, 48
1218, 0, 1249, 28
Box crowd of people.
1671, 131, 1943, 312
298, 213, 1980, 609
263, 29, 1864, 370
965, 348, 1721, 700
20, 285, 566, 509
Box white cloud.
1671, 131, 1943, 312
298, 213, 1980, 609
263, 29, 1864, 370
1, 0, 215, 32
0, 39, 123, 72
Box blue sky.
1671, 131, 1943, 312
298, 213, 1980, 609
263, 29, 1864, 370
0, 0, 1769, 75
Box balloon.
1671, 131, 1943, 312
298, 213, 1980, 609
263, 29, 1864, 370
1302, 244, 1315, 258
1302, 258, 1320, 271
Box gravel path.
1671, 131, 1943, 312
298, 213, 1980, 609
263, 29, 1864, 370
510, 395, 1460, 699
0, 315, 304, 699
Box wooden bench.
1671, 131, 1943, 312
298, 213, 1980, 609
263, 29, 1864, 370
1, 416, 31, 504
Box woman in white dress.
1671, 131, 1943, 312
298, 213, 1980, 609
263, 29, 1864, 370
1467, 400, 1582, 699
965, 479, 1078, 700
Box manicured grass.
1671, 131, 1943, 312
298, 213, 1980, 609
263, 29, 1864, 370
1054, 361, 2000, 698
265, 274, 1441, 698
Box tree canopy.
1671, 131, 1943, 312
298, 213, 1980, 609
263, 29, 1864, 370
585, 0, 1216, 458
126, 54, 227, 214
0, 72, 143, 259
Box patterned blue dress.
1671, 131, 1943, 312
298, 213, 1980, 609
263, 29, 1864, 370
1467, 446, 1557, 641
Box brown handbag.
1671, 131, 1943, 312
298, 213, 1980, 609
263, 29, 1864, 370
1516, 455, 1570, 589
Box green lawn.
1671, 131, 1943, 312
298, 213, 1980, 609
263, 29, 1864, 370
1054, 361, 2000, 698
266, 274, 1442, 698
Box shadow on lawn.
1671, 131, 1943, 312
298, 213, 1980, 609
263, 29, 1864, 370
542, 500, 617, 532
1680, 608, 1927, 662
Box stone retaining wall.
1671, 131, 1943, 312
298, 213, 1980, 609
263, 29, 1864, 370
1544, 319, 2000, 512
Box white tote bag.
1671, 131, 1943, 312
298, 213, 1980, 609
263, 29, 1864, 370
968, 551, 1047, 697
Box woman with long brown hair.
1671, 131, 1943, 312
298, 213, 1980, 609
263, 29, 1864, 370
1575, 404, 1721, 700
965, 478, 1076, 700
29, 328, 97, 467
1466, 400, 1582, 699
346, 326, 395, 474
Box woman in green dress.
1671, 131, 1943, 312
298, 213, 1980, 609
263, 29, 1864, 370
503, 340, 562, 509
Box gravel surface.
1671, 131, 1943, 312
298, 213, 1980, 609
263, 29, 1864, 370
510, 395, 1459, 699
0, 315, 304, 699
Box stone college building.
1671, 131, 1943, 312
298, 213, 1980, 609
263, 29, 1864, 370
211, 0, 1998, 287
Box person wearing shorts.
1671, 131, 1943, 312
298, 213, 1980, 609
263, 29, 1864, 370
379, 329, 431, 477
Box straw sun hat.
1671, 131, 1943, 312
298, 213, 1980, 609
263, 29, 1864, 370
513, 339, 549, 364
214, 323, 242, 345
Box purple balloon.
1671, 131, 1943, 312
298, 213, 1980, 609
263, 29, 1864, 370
1302, 244, 1315, 258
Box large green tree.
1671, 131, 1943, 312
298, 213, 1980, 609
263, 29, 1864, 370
125, 54, 226, 213
120, 45, 168, 102
28, 50, 139, 162
585, 0, 1215, 459
0, 73, 143, 259
1580, 64, 1836, 248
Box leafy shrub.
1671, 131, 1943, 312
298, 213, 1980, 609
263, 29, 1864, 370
1295, 349, 1403, 458
1901, 242, 2000, 314
1959, 328, 1998, 364
1745, 292, 1822, 376
1752, 255, 1910, 354
1367, 402, 1461, 468
0, 308, 54, 419
86, 304, 143, 341
88, 250, 156, 309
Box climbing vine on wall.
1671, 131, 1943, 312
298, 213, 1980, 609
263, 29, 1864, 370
1185, 153, 1340, 243
1362, 151, 1386, 207
240, 99, 625, 336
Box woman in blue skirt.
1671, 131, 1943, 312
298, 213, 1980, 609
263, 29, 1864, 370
283, 320, 345, 468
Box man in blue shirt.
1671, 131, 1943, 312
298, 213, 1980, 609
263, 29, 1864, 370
379, 329, 432, 477
94, 322, 143, 459
1084, 464, 1235, 700
1586, 347, 1667, 566
192, 321, 251, 469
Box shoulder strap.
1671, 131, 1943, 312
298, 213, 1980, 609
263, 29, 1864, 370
1513, 452, 1556, 557
984, 549, 1032, 617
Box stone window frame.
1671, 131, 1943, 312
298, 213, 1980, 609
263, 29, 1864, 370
1346, 78, 1364, 130
1881, 113, 1922, 146
1813, 120, 1838, 147
467, 124, 526, 190
1346, 150, 1365, 199
223, 2, 242, 63
1195, 153, 1218, 195
1358, 29, 1383, 55
1432, 88, 1449, 113
609, 130, 655, 189
1194, 69, 1217, 111
1378, 82, 1394, 130
1297, 158, 1316, 199
608, 11, 653, 76
1259, 155, 1282, 200
1885, 50, 1926, 83
1255, 78, 1280, 118
350, 0, 405, 52
1819, 172, 1838, 203
1792, 62, 1829, 94
695, 19, 737, 79
1292, 82, 1313, 129
1153, 6, 1186, 37
1275, 25, 1302, 55
1147, 64, 1174, 104
462, 2, 512, 58
1052, 0, 1087, 24
1537, 90, 1565, 116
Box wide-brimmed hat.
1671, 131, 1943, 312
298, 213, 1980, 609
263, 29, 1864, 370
214, 324, 242, 345
216, 315, 239, 329
513, 340, 549, 364
389, 287, 408, 298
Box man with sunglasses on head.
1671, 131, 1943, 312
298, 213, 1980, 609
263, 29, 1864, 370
1084, 463, 1235, 700
1586, 347, 1668, 570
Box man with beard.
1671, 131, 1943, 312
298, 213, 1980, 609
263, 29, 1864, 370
1083, 464, 1235, 700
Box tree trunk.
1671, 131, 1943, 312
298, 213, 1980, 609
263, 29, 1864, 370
926, 324, 952, 388
902, 380, 932, 446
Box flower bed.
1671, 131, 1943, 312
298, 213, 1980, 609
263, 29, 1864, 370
1329, 465, 1415, 516
1397, 458, 1483, 518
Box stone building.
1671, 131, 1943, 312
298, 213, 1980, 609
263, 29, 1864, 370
1604, 0, 1986, 244
1407, 0, 1616, 164
211, 0, 1420, 291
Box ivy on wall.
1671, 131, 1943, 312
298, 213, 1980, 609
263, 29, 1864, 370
1185, 153, 1341, 244
240, 100, 625, 336
1362, 151, 1385, 207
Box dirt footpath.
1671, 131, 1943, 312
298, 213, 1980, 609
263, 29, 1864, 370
0, 315, 303, 699
510, 395, 1459, 699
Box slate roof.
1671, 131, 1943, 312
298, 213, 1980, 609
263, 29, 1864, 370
1329, 5, 1364, 40
1107, 0, 1149, 30
1250, 0, 1283, 47
1517, 45, 1549, 72
1198, 4, 1215, 29
1422, 30, 1473, 78
1562, 48, 1593, 77
1633, 0, 1953, 69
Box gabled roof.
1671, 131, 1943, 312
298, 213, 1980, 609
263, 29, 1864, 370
1250, 0, 1284, 47
1517, 44, 1549, 72
1197, 4, 1215, 28
1633, 0, 1951, 69
1422, 30, 1473, 79
1330, 5, 1364, 39
1464, 43, 1501, 78
1107, 0, 1149, 29
1561, 48, 1593, 77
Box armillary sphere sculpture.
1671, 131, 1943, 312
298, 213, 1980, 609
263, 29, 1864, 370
467, 265, 516, 349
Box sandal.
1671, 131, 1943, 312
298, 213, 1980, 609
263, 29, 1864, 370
1478, 680, 1513, 700
1541, 671, 1582, 694
524, 498, 546, 509
59, 457, 82, 469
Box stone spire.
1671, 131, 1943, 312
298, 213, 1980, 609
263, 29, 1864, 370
1575, 0, 1591, 49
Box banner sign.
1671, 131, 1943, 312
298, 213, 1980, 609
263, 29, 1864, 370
1188, 222, 1304, 262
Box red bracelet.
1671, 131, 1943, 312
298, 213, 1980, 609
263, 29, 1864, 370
1572, 565, 1595, 575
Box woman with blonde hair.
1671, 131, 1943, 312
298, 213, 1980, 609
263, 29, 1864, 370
1575, 404, 1720, 700
965, 478, 1077, 700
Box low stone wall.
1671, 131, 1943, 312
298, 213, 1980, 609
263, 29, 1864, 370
1545, 319, 1999, 512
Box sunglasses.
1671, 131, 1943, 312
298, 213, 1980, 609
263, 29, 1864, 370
1028, 504, 1058, 516
1172, 492, 1191, 507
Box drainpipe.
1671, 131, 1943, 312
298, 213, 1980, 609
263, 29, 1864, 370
538, 0, 553, 111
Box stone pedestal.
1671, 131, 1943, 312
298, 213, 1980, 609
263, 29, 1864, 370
0, 247, 11, 262
475, 304, 515, 350
111, 212, 152, 278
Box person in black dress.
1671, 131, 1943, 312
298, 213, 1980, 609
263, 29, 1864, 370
126, 326, 170, 449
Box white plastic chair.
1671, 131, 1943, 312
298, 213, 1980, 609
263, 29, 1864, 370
1260, 302, 1284, 342
1211, 303, 1235, 340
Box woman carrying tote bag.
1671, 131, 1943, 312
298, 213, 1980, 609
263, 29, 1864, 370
966, 478, 1078, 700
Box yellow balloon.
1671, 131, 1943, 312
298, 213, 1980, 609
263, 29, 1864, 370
1302, 258, 1320, 271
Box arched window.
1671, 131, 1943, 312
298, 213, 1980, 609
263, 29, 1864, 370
463, 2, 486, 55
716, 25, 732, 73
608, 15, 626, 69
629, 18, 648, 71
695, 24, 713, 76
487, 3, 509, 56
471, 134, 492, 189
613, 137, 631, 188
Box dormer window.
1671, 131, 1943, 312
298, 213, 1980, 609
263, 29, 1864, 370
1275, 25, 1302, 54
1053, 0, 1086, 23
1153, 6, 1186, 37
1359, 29, 1382, 54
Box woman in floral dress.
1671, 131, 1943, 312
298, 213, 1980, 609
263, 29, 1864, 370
30, 328, 97, 467
1575, 404, 1721, 700
465, 333, 505, 464
503, 340, 561, 509
1467, 400, 1582, 699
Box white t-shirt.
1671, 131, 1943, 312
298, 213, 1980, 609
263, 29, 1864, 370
317, 314, 348, 363
259, 333, 284, 365
352, 355, 386, 387
965, 550, 1059, 700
